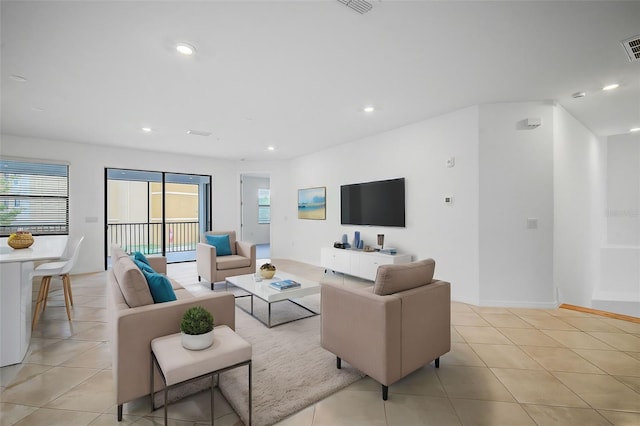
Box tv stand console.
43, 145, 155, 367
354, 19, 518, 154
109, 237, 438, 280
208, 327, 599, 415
321, 247, 412, 281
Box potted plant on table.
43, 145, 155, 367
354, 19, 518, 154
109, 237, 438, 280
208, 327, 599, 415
180, 306, 214, 350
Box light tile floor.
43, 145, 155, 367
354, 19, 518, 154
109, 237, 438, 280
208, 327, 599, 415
1, 259, 639, 426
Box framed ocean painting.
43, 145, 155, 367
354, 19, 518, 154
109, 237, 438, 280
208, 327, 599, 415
298, 187, 326, 220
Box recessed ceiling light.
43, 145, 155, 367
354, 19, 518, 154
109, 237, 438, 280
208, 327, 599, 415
9, 75, 27, 83
363, 106, 375, 113
176, 43, 195, 56
572, 91, 586, 98
141, 127, 152, 133
187, 129, 212, 137
267, 146, 275, 151
602, 83, 619, 91
630, 127, 640, 133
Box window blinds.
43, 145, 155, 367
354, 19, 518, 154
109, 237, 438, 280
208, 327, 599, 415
0, 159, 69, 236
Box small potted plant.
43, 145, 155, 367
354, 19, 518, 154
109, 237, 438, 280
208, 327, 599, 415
259, 262, 277, 279
180, 306, 214, 350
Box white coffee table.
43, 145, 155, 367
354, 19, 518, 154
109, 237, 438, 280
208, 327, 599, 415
225, 272, 320, 327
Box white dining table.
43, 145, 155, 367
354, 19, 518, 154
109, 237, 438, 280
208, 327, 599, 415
0, 235, 67, 366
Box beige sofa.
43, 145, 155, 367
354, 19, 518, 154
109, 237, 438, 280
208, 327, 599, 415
196, 230, 256, 289
320, 258, 451, 400
107, 245, 235, 421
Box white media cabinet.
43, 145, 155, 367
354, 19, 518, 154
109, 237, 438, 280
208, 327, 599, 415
321, 247, 412, 281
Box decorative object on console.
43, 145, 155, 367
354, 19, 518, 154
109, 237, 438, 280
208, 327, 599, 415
298, 186, 326, 220
341, 234, 348, 245
353, 231, 361, 250
7, 231, 34, 249
259, 262, 277, 279
377, 234, 384, 249
180, 305, 215, 350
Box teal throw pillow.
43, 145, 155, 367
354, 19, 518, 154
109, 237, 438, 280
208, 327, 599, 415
133, 251, 150, 265
143, 271, 177, 303
205, 234, 232, 256
133, 258, 155, 274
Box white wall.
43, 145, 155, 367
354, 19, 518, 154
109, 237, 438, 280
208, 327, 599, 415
606, 133, 640, 245
240, 175, 270, 244
478, 102, 556, 307
553, 105, 605, 308
594, 133, 640, 316
274, 106, 482, 305
1, 134, 241, 273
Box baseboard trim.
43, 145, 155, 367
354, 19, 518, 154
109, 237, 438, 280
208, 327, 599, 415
478, 299, 558, 309
559, 303, 640, 324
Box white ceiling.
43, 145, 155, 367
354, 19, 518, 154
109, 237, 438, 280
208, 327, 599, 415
1, 1, 639, 161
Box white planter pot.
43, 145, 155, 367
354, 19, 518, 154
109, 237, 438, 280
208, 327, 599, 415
181, 330, 214, 350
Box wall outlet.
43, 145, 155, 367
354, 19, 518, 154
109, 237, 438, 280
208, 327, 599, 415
444, 196, 453, 205
526, 218, 538, 229
446, 157, 455, 168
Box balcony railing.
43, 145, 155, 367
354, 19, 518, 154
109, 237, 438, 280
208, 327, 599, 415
107, 221, 200, 255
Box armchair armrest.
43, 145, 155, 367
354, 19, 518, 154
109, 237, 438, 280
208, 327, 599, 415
146, 256, 167, 275
236, 240, 256, 265
320, 282, 402, 385
196, 242, 217, 282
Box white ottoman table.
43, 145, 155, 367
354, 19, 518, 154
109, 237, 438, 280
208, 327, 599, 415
150, 325, 252, 425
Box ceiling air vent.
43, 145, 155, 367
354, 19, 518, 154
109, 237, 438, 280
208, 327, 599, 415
337, 0, 373, 14
621, 35, 640, 62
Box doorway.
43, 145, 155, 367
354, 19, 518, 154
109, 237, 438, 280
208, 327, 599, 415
105, 168, 211, 267
240, 174, 270, 260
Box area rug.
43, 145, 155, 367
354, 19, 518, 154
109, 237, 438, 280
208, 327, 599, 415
217, 293, 365, 426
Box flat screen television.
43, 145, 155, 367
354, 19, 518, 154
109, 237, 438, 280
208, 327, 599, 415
340, 178, 405, 227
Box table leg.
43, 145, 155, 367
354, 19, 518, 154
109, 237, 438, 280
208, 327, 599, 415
250, 294, 254, 315
268, 303, 272, 328
248, 361, 252, 425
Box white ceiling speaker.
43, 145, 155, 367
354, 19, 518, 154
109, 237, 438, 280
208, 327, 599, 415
526, 118, 542, 128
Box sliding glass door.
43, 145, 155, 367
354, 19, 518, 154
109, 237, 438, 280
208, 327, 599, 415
105, 168, 211, 267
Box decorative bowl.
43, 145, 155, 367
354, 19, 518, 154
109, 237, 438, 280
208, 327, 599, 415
8, 232, 34, 249
260, 269, 276, 279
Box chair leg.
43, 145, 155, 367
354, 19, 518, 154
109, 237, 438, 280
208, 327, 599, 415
62, 274, 72, 321
435, 357, 440, 368
32, 276, 50, 331
337, 357, 341, 369
64, 274, 74, 306
382, 385, 388, 401
41, 276, 52, 311
117, 404, 123, 421
198, 275, 201, 282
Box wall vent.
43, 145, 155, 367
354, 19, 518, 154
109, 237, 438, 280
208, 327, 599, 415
621, 35, 640, 62
337, 0, 373, 14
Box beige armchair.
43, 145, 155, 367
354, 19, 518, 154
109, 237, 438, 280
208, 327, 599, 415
196, 230, 256, 290
321, 258, 450, 400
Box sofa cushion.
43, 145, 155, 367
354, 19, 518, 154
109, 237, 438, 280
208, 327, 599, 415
142, 270, 177, 303
205, 234, 232, 256
373, 258, 435, 296
216, 255, 251, 270
133, 258, 155, 274
133, 251, 150, 265
113, 255, 155, 307
111, 244, 129, 260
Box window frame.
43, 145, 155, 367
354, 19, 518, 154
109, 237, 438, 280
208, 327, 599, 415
0, 159, 69, 236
